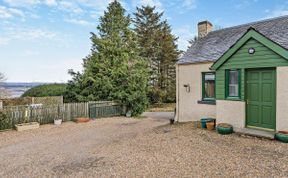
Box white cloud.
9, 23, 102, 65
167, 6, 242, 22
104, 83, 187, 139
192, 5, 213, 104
265, 9, 288, 18
271, 9, 288, 17
64, 18, 94, 26
0, 6, 13, 18
173, 25, 195, 50
3, 0, 40, 7
4, 0, 57, 7
0, 5, 25, 19
0, 37, 10, 45
22, 49, 40, 56
76, 0, 113, 8
45, 0, 57, 6
172, 0, 197, 14
233, 0, 258, 10
54, 0, 117, 16
13, 28, 57, 40
182, 0, 196, 10
9, 8, 25, 17
2, 0, 127, 21
3, 0, 83, 15
0, 27, 59, 46
58, 1, 84, 14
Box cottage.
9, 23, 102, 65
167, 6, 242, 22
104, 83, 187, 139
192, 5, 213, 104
176, 15, 288, 132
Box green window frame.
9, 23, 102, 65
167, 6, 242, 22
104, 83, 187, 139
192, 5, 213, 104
202, 72, 216, 101
225, 69, 241, 99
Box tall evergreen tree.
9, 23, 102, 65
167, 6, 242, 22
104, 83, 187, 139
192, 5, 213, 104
158, 21, 179, 102
134, 6, 179, 103
134, 6, 163, 87
67, 0, 148, 115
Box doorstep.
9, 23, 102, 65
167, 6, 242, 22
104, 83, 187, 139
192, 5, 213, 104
234, 128, 275, 139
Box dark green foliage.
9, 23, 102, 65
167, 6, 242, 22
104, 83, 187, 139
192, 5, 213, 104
0, 111, 9, 130
134, 6, 179, 103
67, 1, 148, 116
22, 84, 67, 97
134, 6, 163, 86
157, 21, 179, 102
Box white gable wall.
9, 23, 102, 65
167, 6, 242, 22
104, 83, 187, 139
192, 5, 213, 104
176, 62, 216, 122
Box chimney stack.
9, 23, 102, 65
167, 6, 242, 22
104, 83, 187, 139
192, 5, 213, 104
198, 21, 213, 38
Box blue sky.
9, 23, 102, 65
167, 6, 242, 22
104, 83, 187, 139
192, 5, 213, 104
0, 0, 288, 82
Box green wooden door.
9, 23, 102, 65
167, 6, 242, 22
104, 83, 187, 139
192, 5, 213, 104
246, 69, 276, 130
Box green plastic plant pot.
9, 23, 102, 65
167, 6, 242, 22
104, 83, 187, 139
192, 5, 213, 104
275, 132, 288, 143
216, 123, 233, 135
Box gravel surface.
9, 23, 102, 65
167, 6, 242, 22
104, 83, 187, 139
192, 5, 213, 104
142, 112, 174, 120
0, 117, 288, 177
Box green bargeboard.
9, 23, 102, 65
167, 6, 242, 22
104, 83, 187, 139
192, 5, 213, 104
246, 69, 276, 130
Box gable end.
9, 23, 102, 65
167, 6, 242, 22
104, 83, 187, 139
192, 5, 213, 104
211, 28, 288, 70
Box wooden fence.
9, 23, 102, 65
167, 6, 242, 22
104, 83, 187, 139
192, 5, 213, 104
1, 96, 63, 107
0, 101, 124, 130
89, 102, 123, 119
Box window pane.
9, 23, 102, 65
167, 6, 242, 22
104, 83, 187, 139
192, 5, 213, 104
229, 85, 238, 96
205, 74, 215, 80
229, 70, 239, 96
204, 73, 215, 98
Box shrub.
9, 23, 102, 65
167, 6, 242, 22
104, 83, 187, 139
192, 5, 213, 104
0, 111, 9, 130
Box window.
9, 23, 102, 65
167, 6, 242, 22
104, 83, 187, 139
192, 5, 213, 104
202, 72, 215, 100
226, 69, 241, 98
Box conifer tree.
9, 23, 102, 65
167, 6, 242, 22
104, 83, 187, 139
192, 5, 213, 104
158, 21, 179, 102
134, 6, 179, 103
67, 1, 148, 115
134, 6, 163, 87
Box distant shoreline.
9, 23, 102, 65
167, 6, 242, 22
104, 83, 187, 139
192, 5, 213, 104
0, 82, 64, 98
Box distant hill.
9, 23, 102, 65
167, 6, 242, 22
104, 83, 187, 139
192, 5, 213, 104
22, 83, 67, 97
0, 82, 45, 88
0, 82, 47, 98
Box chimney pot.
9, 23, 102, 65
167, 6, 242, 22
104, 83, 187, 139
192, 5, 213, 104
198, 21, 213, 38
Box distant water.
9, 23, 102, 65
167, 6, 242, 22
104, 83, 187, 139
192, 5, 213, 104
0, 83, 45, 98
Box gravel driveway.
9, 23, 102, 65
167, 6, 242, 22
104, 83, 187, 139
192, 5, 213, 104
0, 117, 288, 177
142, 112, 174, 120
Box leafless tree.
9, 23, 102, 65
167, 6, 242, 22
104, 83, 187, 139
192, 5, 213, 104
0, 72, 10, 99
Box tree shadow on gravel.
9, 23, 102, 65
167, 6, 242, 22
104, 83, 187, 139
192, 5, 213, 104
52, 157, 107, 176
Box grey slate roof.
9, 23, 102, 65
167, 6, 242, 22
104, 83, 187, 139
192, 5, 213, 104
178, 15, 288, 64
